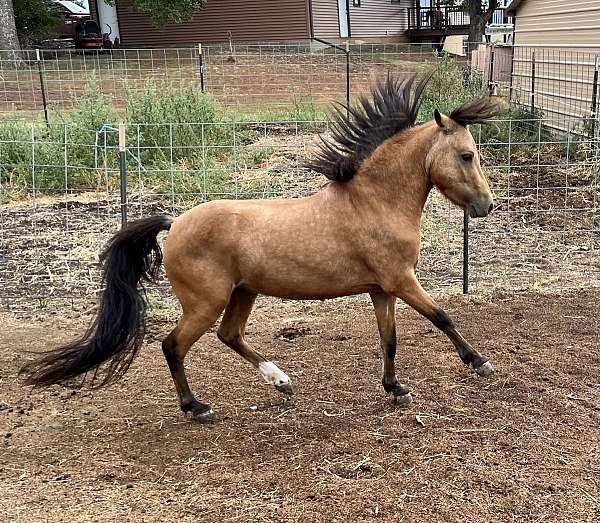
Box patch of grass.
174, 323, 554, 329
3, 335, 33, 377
224, 98, 329, 124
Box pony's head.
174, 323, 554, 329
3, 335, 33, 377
308, 74, 501, 218
427, 98, 500, 218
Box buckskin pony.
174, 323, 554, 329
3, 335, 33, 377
22, 75, 499, 422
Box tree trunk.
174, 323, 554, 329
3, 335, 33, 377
465, 0, 498, 56
467, 14, 487, 54
0, 0, 22, 67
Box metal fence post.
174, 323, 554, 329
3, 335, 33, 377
198, 43, 206, 93
530, 50, 536, 114
118, 122, 128, 228
463, 210, 469, 294
488, 45, 495, 96
345, 40, 351, 112
590, 56, 599, 141
508, 45, 515, 104
35, 49, 50, 127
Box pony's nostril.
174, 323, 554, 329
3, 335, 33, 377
488, 202, 494, 214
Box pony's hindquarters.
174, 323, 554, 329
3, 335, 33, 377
20, 215, 173, 388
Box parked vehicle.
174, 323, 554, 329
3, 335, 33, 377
74, 19, 113, 50
51, 0, 90, 39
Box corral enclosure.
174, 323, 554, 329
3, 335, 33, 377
1, 43, 599, 522
0, 44, 440, 114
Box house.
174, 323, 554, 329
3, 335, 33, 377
89, 0, 415, 47
507, 0, 600, 133
408, 1, 513, 55
507, 0, 600, 47
89, 1, 513, 48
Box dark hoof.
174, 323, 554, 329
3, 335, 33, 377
275, 381, 295, 395
393, 392, 413, 406
474, 361, 494, 377
383, 383, 412, 407
182, 401, 216, 423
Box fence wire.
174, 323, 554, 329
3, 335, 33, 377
511, 46, 600, 136
0, 43, 440, 119
1, 118, 599, 312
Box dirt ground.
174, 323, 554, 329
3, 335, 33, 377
1, 290, 599, 522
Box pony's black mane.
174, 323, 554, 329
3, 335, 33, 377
309, 74, 499, 182
449, 96, 500, 127
308, 75, 429, 182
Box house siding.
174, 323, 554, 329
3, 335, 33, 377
312, 0, 340, 39
349, 0, 411, 39
513, 0, 600, 47
115, 0, 311, 47
511, 0, 600, 133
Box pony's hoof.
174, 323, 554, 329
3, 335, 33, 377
275, 381, 295, 395
393, 392, 413, 406
183, 401, 216, 423
474, 361, 494, 377
190, 407, 216, 423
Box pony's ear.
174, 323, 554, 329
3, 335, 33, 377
434, 109, 444, 128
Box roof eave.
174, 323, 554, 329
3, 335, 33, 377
506, 0, 525, 15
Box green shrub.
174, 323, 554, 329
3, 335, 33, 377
419, 53, 484, 120
126, 81, 217, 125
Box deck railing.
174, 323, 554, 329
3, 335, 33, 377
408, 7, 511, 31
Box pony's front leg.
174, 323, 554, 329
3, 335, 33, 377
392, 275, 494, 377
370, 291, 412, 405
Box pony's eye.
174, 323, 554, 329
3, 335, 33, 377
461, 153, 474, 162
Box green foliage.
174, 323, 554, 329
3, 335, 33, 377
0, 79, 270, 198
419, 54, 484, 120
126, 81, 216, 125
68, 75, 120, 130
14, 0, 62, 41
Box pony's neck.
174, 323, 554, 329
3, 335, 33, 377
347, 123, 436, 220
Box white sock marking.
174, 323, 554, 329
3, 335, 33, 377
258, 361, 290, 387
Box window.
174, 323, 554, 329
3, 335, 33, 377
353, 0, 361, 6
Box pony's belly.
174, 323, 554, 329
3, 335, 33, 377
241, 274, 380, 300
264, 285, 380, 300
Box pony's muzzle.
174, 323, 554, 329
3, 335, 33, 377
468, 196, 494, 218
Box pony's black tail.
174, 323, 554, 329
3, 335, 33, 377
20, 215, 173, 388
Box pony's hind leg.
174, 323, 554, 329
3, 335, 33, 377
162, 295, 228, 422
217, 287, 293, 395
370, 291, 412, 406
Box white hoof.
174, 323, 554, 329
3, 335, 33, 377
474, 361, 495, 377
259, 361, 293, 393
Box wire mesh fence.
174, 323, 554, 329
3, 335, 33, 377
2, 43, 599, 137
0, 43, 441, 120
1, 117, 599, 313
510, 46, 600, 136
470, 117, 600, 291
0, 48, 202, 115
